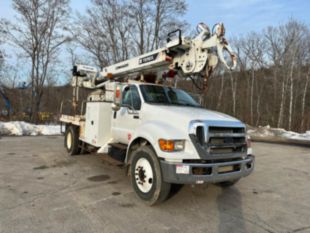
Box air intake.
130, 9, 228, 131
196, 126, 205, 145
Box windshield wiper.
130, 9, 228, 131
146, 102, 201, 108
170, 103, 201, 108
146, 101, 171, 105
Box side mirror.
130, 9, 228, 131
111, 103, 120, 111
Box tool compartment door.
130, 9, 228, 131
84, 102, 112, 147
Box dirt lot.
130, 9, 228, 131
0, 136, 309, 233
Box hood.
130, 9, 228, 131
143, 104, 242, 126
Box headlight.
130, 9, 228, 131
158, 139, 185, 152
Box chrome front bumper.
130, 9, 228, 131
160, 155, 255, 184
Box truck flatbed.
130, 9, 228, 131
59, 114, 83, 126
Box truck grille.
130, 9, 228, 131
189, 121, 248, 161
206, 126, 246, 155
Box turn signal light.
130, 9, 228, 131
159, 139, 174, 151
159, 139, 185, 152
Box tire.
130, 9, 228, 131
130, 145, 171, 205
215, 179, 240, 188
64, 126, 80, 156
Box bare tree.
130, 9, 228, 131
300, 68, 309, 131
266, 20, 308, 129
300, 33, 310, 131
128, 0, 152, 55
73, 0, 186, 67
240, 32, 266, 124
73, 12, 110, 69
151, 0, 187, 50
128, 0, 187, 54
0, 37, 4, 74
281, 21, 307, 130
73, 0, 133, 68
229, 72, 237, 116
215, 73, 224, 110
0, 49, 4, 75
1, 0, 70, 122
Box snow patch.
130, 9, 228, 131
247, 126, 310, 141
0, 121, 61, 136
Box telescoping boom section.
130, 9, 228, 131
73, 22, 237, 90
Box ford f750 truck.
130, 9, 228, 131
60, 81, 254, 205
60, 22, 254, 205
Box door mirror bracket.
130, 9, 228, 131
111, 103, 121, 111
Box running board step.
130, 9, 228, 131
107, 143, 127, 163
109, 143, 128, 151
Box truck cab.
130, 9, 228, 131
60, 82, 254, 205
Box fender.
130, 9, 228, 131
125, 120, 186, 164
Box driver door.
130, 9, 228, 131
111, 85, 142, 144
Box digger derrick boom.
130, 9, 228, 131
73, 22, 237, 91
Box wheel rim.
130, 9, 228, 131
66, 131, 72, 150
135, 157, 154, 193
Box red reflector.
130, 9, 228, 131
167, 69, 176, 78
116, 89, 120, 98
165, 56, 172, 62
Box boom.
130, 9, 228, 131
73, 22, 237, 90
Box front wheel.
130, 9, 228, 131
130, 145, 171, 205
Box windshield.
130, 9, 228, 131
140, 85, 201, 107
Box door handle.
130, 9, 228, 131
133, 115, 139, 119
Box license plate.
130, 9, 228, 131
218, 165, 234, 173
176, 165, 190, 174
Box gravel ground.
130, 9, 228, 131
0, 136, 309, 233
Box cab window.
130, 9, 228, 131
122, 85, 141, 110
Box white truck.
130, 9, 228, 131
60, 23, 254, 205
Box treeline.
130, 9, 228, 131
0, 1, 309, 132
200, 20, 310, 132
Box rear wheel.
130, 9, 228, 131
64, 126, 80, 155
130, 145, 171, 205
